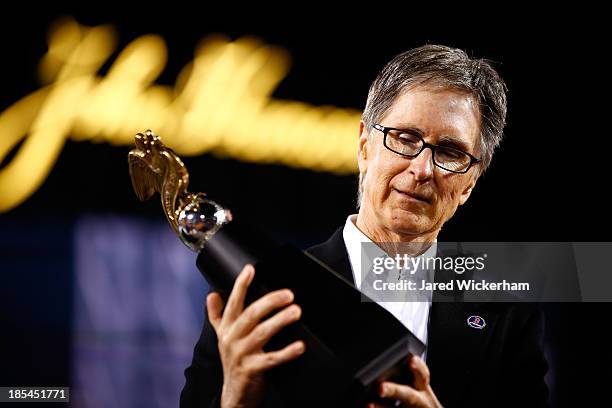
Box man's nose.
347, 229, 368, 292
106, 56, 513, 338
408, 147, 434, 181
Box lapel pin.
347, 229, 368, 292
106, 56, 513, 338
467, 315, 486, 329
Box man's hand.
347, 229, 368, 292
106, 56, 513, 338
207, 264, 305, 408
368, 355, 443, 408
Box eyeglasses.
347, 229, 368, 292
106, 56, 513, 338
371, 124, 481, 174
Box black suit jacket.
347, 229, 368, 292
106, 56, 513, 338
181, 228, 549, 407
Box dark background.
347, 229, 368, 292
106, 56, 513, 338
1, 9, 609, 407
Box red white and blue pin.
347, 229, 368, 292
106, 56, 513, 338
467, 315, 486, 329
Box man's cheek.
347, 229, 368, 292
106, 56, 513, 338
437, 189, 462, 223
366, 179, 386, 211
432, 190, 452, 217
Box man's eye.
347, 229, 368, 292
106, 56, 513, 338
436, 147, 464, 161
397, 132, 420, 144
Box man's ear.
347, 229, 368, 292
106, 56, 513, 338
358, 120, 369, 174
458, 172, 479, 206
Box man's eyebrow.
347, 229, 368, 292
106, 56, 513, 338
393, 124, 426, 137
392, 123, 474, 153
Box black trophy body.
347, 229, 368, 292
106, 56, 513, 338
196, 221, 423, 407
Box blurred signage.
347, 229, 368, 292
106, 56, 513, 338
0, 18, 360, 212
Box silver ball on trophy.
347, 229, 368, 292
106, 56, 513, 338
178, 195, 233, 252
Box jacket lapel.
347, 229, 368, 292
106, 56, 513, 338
307, 230, 500, 406
425, 243, 500, 406
305, 227, 355, 285
427, 300, 499, 406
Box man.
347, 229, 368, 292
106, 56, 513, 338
180, 45, 549, 407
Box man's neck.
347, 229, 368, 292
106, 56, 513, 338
355, 209, 439, 255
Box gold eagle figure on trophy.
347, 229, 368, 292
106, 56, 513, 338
128, 130, 232, 251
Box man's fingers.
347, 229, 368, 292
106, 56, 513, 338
248, 340, 306, 371
222, 264, 255, 325
408, 354, 430, 390
206, 291, 224, 332
231, 289, 295, 338
379, 381, 421, 406
375, 358, 440, 407
242, 304, 302, 350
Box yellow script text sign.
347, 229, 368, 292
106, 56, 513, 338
0, 18, 360, 212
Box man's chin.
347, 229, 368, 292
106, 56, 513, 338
386, 216, 432, 238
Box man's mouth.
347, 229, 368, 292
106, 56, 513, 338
392, 188, 432, 204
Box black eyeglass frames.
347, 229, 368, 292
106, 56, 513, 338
371, 123, 481, 174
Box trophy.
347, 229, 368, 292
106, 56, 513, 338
128, 130, 424, 406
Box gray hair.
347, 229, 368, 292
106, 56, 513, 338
357, 44, 508, 208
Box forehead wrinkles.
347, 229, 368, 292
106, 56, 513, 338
385, 88, 480, 143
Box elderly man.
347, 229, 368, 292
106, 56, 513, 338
181, 45, 548, 407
